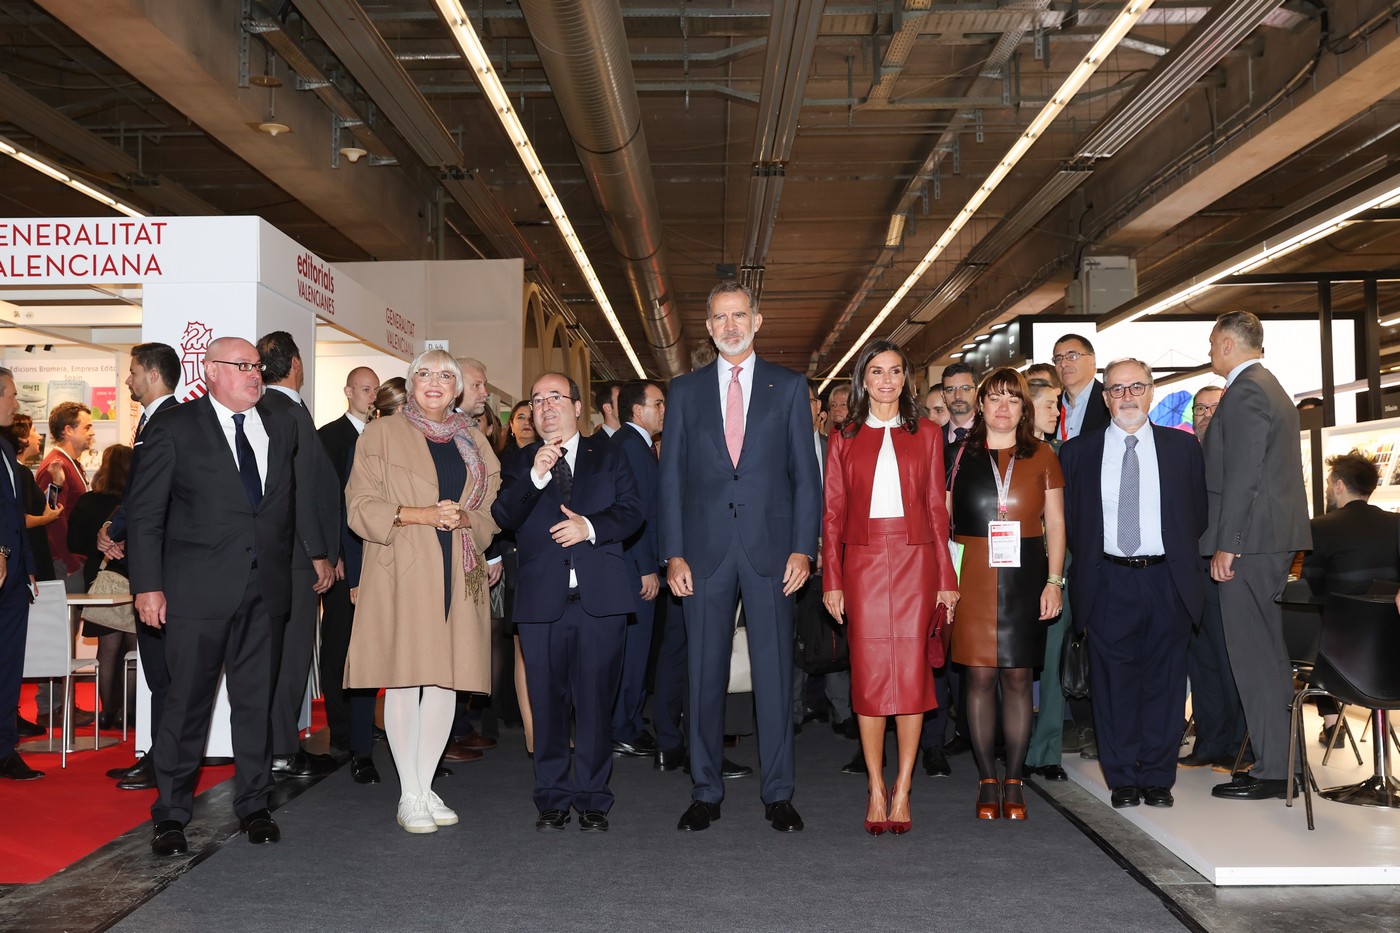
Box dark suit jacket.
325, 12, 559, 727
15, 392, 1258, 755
1301, 500, 1400, 597
262, 389, 339, 565
108, 395, 180, 542
1200, 362, 1311, 556
1060, 423, 1208, 627
0, 436, 35, 585
658, 356, 821, 578
613, 422, 658, 585
319, 413, 363, 585
492, 433, 643, 623
126, 395, 311, 622
1061, 379, 1111, 440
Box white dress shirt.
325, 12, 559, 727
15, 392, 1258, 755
1225, 357, 1261, 387
866, 413, 905, 519
345, 411, 366, 435
717, 353, 755, 430
530, 431, 597, 587
140, 393, 173, 425
208, 393, 269, 491
266, 383, 303, 406
812, 431, 824, 484
599, 423, 618, 437
1101, 421, 1164, 557
1062, 381, 1095, 441
627, 421, 651, 445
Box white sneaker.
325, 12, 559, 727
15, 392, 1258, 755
422, 789, 458, 826
396, 795, 438, 834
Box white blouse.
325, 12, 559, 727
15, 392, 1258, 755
866, 413, 905, 519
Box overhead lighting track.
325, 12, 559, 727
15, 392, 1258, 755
433, 0, 646, 378
818, 0, 1156, 390
0, 134, 145, 218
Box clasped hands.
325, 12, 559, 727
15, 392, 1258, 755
405, 500, 470, 533
822, 588, 959, 623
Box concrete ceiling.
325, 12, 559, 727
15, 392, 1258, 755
2, 0, 1399, 380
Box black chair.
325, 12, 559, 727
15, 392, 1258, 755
1287, 593, 1400, 830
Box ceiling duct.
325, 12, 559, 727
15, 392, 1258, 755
517, 0, 687, 378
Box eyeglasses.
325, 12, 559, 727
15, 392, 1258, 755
1106, 382, 1150, 398
1051, 351, 1090, 365
1192, 403, 1218, 415
413, 369, 457, 383
209, 359, 266, 373
943, 384, 975, 395
529, 392, 576, 409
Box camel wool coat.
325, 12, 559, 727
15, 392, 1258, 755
343, 413, 500, 691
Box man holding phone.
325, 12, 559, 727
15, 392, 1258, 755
32, 401, 94, 729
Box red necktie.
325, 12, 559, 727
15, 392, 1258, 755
725, 365, 744, 467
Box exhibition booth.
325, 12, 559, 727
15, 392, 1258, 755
0, 215, 526, 757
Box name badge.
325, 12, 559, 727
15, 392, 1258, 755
988, 521, 1021, 567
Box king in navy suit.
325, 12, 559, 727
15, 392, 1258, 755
1060, 358, 1207, 809
492, 372, 642, 832
659, 281, 822, 833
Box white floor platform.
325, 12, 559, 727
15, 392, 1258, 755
1064, 709, 1400, 885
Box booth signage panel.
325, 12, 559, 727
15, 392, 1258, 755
0, 216, 260, 284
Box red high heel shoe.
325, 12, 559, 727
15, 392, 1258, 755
976, 778, 1001, 820
864, 793, 888, 836
887, 791, 912, 835
1002, 778, 1028, 820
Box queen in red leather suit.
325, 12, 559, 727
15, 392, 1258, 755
823, 339, 959, 835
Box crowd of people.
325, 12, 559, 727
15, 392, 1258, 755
1, 285, 1371, 852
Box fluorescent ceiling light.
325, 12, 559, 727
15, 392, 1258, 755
0, 134, 146, 218
1099, 170, 1400, 331
1293, 372, 1400, 402
950, 352, 963, 359
433, 0, 645, 378
962, 343, 977, 350
819, 0, 1155, 389
990, 322, 1007, 331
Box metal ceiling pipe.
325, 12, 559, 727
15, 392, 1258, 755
517, 0, 688, 377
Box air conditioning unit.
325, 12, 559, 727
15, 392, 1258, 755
1081, 254, 1137, 318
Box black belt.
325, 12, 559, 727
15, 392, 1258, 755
1103, 553, 1165, 568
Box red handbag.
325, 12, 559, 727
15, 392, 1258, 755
927, 603, 950, 669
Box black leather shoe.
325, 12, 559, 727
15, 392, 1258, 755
841, 750, 867, 774
578, 809, 609, 832
832, 717, 859, 740
270, 751, 337, 778
436, 764, 454, 779
922, 747, 951, 777
0, 751, 43, 780
117, 763, 158, 790
764, 799, 804, 832
721, 757, 752, 779
942, 734, 972, 756
238, 808, 280, 844
655, 748, 686, 771
1211, 775, 1288, 800
1031, 764, 1068, 782
110, 753, 151, 779
36, 708, 96, 730
612, 738, 653, 758
16, 715, 44, 738
98, 711, 125, 731
1110, 785, 1141, 808
1142, 786, 1174, 807
535, 808, 571, 832
1177, 751, 1215, 769
350, 756, 381, 784
151, 820, 187, 856
677, 799, 721, 831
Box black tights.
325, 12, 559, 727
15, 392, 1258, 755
95, 631, 136, 718
965, 666, 1033, 781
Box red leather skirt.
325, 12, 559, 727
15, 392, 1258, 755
844, 517, 939, 716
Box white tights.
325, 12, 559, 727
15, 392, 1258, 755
383, 685, 455, 801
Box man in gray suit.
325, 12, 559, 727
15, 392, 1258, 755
1199, 311, 1311, 800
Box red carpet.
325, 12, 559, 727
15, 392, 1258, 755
1, 684, 325, 884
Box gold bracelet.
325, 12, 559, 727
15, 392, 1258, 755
393, 505, 404, 527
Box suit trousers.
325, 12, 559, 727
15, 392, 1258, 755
611, 590, 657, 744
1186, 579, 1246, 760
270, 562, 317, 757
318, 577, 375, 756
0, 579, 30, 758
519, 603, 626, 813
652, 590, 688, 754
1026, 604, 1071, 768
152, 572, 279, 823
920, 665, 962, 751
1218, 551, 1295, 780
686, 527, 796, 805
1087, 562, 1191, 789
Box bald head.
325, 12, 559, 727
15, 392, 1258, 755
204, 337, 264, 412
344, 366, 380, 422
458, 357, 489, 417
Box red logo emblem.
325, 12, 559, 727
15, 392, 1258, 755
179, 321, 212, 401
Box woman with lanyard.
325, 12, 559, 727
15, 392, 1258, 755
947, 367, 1066, 821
